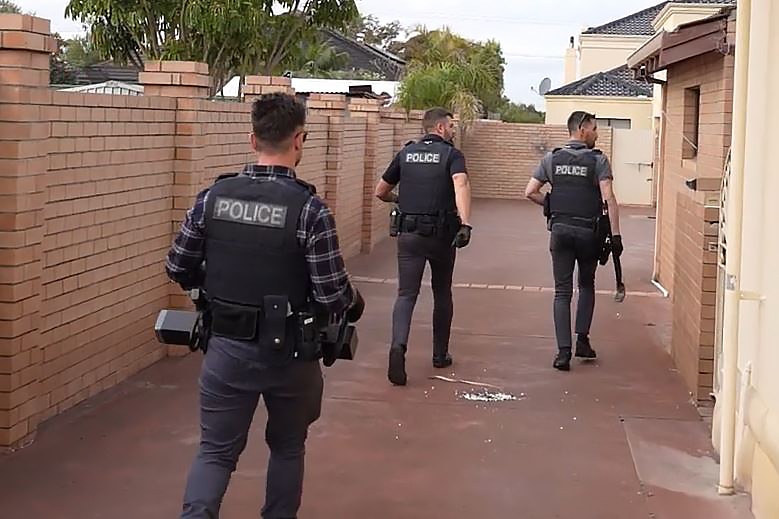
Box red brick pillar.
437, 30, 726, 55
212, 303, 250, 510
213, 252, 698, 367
0, 14, 56, 450
243, 76, 294, 103
139, 61, 211, 98
140, 62, 210, 355
306, 94, 349, 211
348, 98, 384, 252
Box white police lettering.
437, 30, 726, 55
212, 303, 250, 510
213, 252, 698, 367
554, 165, 589, 177
213, 196, 288, 228
405, 152, 441, 164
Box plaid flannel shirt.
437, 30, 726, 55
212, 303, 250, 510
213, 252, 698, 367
165, 164, 355, 314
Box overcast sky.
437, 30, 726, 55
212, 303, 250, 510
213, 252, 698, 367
18, 0, 662, 106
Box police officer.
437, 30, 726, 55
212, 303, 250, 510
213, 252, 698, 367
374, 107, 472, 386
165, 93, 365, 518
524, 111, 623, 371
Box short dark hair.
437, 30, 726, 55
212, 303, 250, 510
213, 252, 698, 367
251, 93, 306, 151
567, 111, 596, 134
423, 107, 453, 132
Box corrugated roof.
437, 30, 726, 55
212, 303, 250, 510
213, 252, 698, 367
583, 0, 736, 36
545, 65, 653, 97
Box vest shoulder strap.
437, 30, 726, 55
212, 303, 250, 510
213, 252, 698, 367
214, 172, 240, 183
293, 178, 317, 195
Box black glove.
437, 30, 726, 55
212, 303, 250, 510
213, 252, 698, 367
611, 235, 624, 258
345, 287, 365, 323
452, 224, 472, 248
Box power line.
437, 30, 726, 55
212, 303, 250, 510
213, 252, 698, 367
370, 11, 584, 28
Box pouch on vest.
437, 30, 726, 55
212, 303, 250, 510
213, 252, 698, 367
259, 295, 289, 351
211, 300, 259, 341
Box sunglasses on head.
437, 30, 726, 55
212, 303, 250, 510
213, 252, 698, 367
578, 113, 595, 129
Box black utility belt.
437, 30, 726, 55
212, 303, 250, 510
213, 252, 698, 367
550, 214, 598, 229
209, 296, 321, 361
399, 213, 458, 236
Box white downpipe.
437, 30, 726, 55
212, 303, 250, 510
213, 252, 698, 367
718, 0, 751, 496
650, 83, 669, 298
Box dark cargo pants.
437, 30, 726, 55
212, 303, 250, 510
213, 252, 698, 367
391, 232, 457, 358
181, 336, 323, 519
549, 223, 599, 353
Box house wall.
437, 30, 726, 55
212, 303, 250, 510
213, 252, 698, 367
653, 5, 729, 32
544, 96, 654, 130
656, 49, 733, 401
710, 2, 779, 518
578, 35, 648, 78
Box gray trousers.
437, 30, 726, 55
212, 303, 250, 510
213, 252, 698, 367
391, 232, 457, 358
181, 336, 323, 519
549, 223, 599, 352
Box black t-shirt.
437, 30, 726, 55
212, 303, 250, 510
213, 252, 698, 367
382, 134, 467, 185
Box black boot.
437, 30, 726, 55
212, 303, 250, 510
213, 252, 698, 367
553, 350, 572, 371
433, 352, 453, 369
388, 344, 407, 386
575, 335, 597, 360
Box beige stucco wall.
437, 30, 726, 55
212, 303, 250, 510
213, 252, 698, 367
653, 5, 730, 32
711, 1, 779, 517
578, 35, 648, 78
544, 96, 654, 130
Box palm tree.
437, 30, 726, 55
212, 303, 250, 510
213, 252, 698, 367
396, 59, 499, 129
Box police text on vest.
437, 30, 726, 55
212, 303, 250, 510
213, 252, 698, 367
405, 152, 441, 164
213, 197, 288, 228
554, 165, 589, 177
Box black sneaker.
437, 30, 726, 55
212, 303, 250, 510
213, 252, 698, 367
388, 344, 407, 386
553, 350, 572, 371
433, 353, 453, 369
575, 336, 597, 360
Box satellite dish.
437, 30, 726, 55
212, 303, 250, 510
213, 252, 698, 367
538, 77, 552, 96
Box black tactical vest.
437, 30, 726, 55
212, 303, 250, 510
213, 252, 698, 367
398, 139, 455, 215
203, 174, 312, 310
548, 147, 603, 219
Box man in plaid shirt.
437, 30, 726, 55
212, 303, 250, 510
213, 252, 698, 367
166, 93, 364, 519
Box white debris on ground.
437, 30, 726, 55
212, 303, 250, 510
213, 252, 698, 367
457, 389, 521, 402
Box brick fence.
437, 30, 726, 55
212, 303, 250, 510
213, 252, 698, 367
462, 120, 614, 199
0, 14, 610, 449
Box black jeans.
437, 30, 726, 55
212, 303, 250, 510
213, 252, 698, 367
391, 232, 456, 358
549, 223, 599, 353
181, 336, 323, 519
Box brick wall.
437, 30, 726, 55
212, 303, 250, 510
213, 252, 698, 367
40, 92, 177, 422
462, 120, 614, 199
2, 13, 637, 448
334, 117, 368, 259
658, 44, 734, 400
0, 15, 423, 449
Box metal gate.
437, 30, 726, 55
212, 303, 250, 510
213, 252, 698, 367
713, 151, 731, 396
610, 128, 655, 206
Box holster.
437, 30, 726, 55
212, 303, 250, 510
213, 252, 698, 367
295, 311, 323, 361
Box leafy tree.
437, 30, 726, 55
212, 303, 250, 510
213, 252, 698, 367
65, 0, 359, 95
498, 100, 545, 124
343, 15, 402, 51
396, 61, 494, 128
50, 33, 77, 85
393, 27, 505, 119
284, 39, 350, 78
0, 0, 21, 13
63, 34, 103, 68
